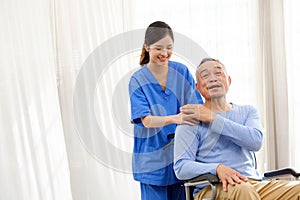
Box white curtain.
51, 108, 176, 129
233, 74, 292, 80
52, 0, 140, 199
258, 0, 290, 170
0, 0, 72, 199
1, 0, 299, 199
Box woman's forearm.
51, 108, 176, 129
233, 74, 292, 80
141, 115, 182, 128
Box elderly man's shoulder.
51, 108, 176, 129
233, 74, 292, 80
232, 103, 259, 113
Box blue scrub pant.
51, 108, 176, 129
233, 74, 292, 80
140, 182, 185, 200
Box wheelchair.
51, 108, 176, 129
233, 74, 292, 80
183, 168, 300, 200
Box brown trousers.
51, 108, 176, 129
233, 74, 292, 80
195, 179, 300, 200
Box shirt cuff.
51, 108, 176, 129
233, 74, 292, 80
209, 163, 221, 175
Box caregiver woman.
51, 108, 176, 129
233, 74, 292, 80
128, 21, 203, 200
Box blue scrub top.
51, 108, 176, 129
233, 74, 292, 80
129, 61, 203, 186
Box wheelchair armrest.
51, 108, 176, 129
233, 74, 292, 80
184, 173, 220, 186
264, 168, 300, 179
184, 174, 220, 200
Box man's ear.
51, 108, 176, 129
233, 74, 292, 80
228, 76, 232, 86
196, 83, 201, 92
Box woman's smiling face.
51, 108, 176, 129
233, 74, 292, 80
146, 35, 173, 66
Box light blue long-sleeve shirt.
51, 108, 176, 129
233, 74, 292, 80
173, 104, 263, 192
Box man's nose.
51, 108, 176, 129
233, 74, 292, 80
208, 74, 218, 82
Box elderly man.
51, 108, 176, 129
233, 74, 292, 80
173, 58, 300, 199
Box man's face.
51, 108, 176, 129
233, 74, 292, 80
196, 61, 231, 100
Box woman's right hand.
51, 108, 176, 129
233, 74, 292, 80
177, 112, 199, 126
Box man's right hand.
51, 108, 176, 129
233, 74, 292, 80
216, 164, 248, 192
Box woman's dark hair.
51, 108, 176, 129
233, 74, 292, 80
139, 21, 174, 65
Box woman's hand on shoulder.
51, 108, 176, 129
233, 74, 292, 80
180, 104, 216, 123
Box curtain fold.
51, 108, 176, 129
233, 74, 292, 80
284, 0, 300, 169
259, 0, 290, 170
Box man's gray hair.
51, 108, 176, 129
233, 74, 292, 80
196, 57, 226, 74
